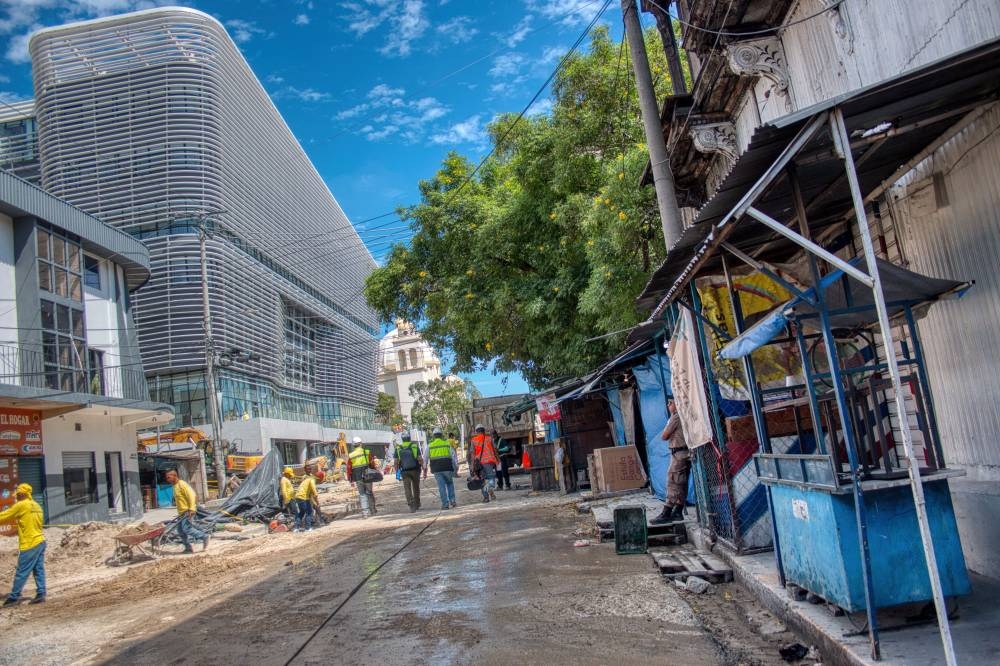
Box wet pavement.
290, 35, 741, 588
104, 477, 726, 665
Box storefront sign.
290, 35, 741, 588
0, 408, 43, 456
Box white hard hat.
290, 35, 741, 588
352, 436, 362, 444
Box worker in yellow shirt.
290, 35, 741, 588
0, 483, 46, 606
280, 468, 295, 510
293, 465, 318, 532
165, 469, 209, 553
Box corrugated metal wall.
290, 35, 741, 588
888, 105, 1000, 470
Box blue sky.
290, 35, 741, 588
0, 0, 630, 397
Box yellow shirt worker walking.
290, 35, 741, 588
0, 483, 46, 606
292, 467, 318, 532
165, 469, 209, 553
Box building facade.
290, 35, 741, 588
1, 169, 173, 525
377, 321, 443, 423
25, 7, 389, 460
644, 0, 1000, 575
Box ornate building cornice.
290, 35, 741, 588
726, 37, 792, 110
690, 122, 738, 162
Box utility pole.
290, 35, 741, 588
622, 0, 684, 250
199, 216, 228, 499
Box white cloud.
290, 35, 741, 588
436, 15, 477, 44
272, 86, 332, 102
225, 18, 268, 44
489, 52, 527, 79
265, 74, 285, 84
4, 29, 36, 64
337, 83, 451, 143
341, 0, 429, 57
504, 15, 533, 47
540, 45, 566, 65
430, 114, 487, 148
525, 0, 600, 25
293, 13, 310, 26
526, 98, 553, 116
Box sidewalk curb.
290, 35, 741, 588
685, 524, 870, 666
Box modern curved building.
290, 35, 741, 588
27, 7, 386, 459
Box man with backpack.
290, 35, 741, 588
471, 424, 500, 502
394, 432, 424, 512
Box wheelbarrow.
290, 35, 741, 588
107, 525, 166, 566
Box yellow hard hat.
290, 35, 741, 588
16, 483, 32, 495
283, 468, 294, 477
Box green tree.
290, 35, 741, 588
375, 391, 401, 425
409, 378, 480, 432
365, 26, 687, 387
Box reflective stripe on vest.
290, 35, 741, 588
349, 448, 370, 467
428, 439, 452, 459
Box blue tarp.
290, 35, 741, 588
606, 388, 627, 445
633, 353, 696, 503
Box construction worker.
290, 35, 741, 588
651, 399, 690, 525
280, 468, 295, 511
493, 429, 513, 491
293, 465, 319, 531
165, 469, 209, 553
471, 424, 500, 502
394, 432, 424, 512
428, 427, 457, 509
0, 483, 46, 606
348, 436, 377, 517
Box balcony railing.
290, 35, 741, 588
0, 343, 151, 402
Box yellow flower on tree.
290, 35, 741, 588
618, 211, 627, 221
549, 212, 557, 220
418, 270, 428, 278
465, 292, 474, 300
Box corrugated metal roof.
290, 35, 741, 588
636, 36, 1000, 313
0, 170, 151, 289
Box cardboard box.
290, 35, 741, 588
593, 445, 646, 492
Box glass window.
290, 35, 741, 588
62, 452, 98, 506
84, 255, 101, 289
36, 229, 49, 261
283, 303, 317, 390
52, 235, 65, 266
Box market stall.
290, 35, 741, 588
634, 41, 1000, 662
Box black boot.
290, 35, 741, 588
650, 506, 673, 525
670, 505, 685, 522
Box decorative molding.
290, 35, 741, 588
690, 122, 738, 162
727, 37, 790, 91
822, 0, 855, 54
726, 37, 793, 110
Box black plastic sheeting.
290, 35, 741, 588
160, 449, 285, 544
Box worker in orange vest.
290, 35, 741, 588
471, 424, 500, 503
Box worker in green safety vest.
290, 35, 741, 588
427, 427, 457, 509
394, 432, 425, 512
347, 437, 377, 517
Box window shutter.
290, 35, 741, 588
62, 451, 95, 469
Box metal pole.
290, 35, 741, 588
200, 223, 227, 499
621, 0, 684, 249
831, 107, 957, 666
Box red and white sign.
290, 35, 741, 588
0, 408, 43, 456
0, 456, 19, 536
536, 394, 561, 423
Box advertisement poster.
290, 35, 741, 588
0, 408, 43, 456
0, 457, 19, 537
536, 393, 561, 423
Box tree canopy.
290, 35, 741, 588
408, 378, 480, 432
365, 26, 688, 388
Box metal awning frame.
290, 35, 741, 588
653, 106, 957, 663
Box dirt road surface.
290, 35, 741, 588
0, 476, 810, 665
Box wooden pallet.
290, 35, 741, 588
649, 547, 734, 584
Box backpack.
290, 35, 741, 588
397, 443, 420, 471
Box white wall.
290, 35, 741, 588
0, 213, 17, 381
41, 409, 143, 522
219, 416, 394, 456
781, 0, 1000, 109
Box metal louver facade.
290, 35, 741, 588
28, 7, 379, 430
